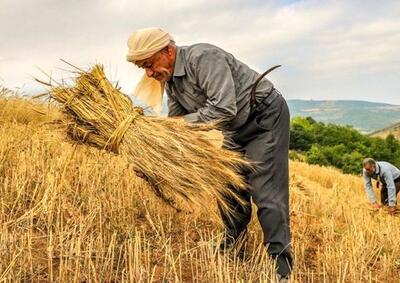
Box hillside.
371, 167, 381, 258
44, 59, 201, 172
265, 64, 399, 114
0, 97, 399, 282
288, 99, 400, 133
289, 117, 400, 175
370, 121, 400, 140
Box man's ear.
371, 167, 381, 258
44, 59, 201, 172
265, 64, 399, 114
167, 45, 175, 56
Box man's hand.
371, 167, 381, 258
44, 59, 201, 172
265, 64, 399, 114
372, 202, 381, 211
388, 206, 397, 215
169, 116, 184, 120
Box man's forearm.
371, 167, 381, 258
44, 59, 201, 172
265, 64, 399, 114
365, 185, 377, 203
387, 186, 397, 207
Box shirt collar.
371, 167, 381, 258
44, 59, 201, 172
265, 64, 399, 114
172, 46, 186, 77
375, 163, 381, 175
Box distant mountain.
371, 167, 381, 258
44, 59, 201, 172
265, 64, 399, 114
287, 100, 400, 133
370, 122, 400, 139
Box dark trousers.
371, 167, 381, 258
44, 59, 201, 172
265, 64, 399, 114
220, 91, 292, 276
380, 178, 400, 205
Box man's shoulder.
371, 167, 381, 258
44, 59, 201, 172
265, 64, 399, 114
181, 43, 229, 61
378, 161, 399, 173
378, 161, 393, 168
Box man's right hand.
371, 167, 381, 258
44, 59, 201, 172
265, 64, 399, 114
372, 202, 381, 211
169, 116, 184, 120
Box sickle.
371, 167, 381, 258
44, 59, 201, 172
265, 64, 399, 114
250, 65, 281, 109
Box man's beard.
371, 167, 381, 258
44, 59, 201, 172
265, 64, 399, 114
154, 69, 171, 82
366, 171, 375, 177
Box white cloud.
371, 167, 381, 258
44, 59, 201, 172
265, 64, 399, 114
306, 18, 400, 74
1, 0, 399, 104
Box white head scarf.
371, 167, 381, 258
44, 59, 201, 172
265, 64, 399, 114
126, 27, 173, 113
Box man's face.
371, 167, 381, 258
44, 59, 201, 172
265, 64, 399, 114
134, 46, 175, 83
364, 163, 376, 176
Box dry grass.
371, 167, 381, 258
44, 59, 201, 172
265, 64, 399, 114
0, 92, 59, 125
37, 64, 249, 218
0, 96, 399, 282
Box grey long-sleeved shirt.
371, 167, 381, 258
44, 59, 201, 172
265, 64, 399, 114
363, 161, 400, 206
165, 43, 274, 131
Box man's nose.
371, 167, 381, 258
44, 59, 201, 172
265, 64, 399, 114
145, 68, 154, 77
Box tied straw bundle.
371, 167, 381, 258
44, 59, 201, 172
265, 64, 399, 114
38, 63, 250, 217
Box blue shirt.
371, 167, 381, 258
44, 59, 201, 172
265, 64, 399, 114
363, 161, 400, 206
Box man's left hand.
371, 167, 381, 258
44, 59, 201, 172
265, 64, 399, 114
169, 116, 184, 120
388, 206, 398, 215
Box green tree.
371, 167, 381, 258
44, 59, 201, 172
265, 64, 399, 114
306, 145, 329, 166
341, 151, 364, 174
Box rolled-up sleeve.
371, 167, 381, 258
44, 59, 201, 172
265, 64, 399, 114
363, 171, 376, 203
382, 171, 397, 206
183, 50, 237, 126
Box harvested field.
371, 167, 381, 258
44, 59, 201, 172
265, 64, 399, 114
0, 96, 399, 282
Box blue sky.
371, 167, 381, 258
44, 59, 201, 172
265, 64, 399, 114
1, 0, 399, 105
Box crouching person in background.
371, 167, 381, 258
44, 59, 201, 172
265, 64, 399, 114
363, 158, 400, 215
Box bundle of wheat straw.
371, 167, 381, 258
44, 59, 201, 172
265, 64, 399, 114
40, 63, 249, 216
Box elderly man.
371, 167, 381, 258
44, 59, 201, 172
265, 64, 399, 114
363, 158, 400, 214
126, 28, 292, 280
